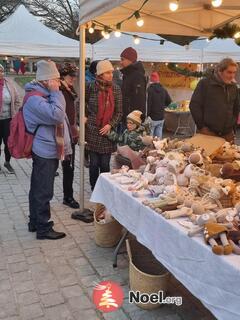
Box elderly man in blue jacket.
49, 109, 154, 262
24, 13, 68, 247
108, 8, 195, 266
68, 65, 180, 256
24, 60, 72, 240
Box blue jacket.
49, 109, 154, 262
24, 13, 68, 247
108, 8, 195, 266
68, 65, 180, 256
23, 81, 71, 159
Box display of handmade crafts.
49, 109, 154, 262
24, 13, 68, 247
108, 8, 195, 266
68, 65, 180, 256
109, 135, 240, 255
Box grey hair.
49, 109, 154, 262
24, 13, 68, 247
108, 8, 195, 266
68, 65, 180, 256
217, 58, 238, 72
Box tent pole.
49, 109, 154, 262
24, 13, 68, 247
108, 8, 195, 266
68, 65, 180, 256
71, 23, 92, 219
79, 24, 85, 213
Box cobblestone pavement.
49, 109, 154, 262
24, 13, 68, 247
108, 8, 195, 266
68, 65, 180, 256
0, 149, 216, 320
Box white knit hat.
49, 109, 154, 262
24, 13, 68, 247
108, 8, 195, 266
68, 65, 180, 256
127, 110, 143, 126
36, 60, 60, 81
96, 60, 114, 76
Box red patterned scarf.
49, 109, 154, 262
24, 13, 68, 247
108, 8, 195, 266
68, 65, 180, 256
55, 124, 64, 160
0, 79, 4, 114
96, 77, 114, 127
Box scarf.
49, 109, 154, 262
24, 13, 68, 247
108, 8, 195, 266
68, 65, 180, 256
0, 79, 4, 114
95, 77, 114, 128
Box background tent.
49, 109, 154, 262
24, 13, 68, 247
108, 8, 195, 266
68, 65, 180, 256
0, 5, 92, 58
190, 37, 240, 62
92, 32, 201, 62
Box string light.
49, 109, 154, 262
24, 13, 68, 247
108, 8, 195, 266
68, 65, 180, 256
114, 23, 122, 37
101, 27, 110, 39
211, 0, 222, 8
234, 31, 240, 39
169, 1, 179, 12
134, 11, 144, 27
165, 62, 169, 66
88, 22, 95, 34
5, 56, 8, 61
206, 38, 210, 42
133, 35, 140, 45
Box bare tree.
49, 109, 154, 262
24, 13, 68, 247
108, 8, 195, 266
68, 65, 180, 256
0, 0, 23, 22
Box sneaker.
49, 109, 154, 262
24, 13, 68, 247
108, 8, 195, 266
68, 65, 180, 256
37, 229, 66, 240
4, 162, 15, 174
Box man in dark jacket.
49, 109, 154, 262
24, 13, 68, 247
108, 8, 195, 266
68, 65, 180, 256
190, 58, 240, 142
147, 72, 172, 138
120, 47, 146, 125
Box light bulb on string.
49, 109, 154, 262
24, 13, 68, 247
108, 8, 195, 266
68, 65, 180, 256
211, 0, 222, 8
88, 22, 95, 34
234, 31, 240, 39
134, 11, 144, 27
102, 27, 110, 39
133, 35, 140, 45
114, 23, 122, 37
169, 1, 179, 12
206, 38, 210, 42
5, 56, 8, 61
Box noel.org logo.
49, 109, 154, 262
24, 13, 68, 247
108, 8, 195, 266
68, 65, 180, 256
92, 281, 124, 313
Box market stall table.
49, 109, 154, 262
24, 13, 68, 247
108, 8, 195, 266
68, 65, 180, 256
91, 173, 240, 320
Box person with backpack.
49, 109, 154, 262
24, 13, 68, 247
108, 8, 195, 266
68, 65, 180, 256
85, 60, 122, 191
58, 63, 79, 209
23, 60, 71, 240
147, 72, 172, 138
0, 63, 21, 173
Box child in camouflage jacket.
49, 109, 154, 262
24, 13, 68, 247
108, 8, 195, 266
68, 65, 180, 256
107, 110, 146, 151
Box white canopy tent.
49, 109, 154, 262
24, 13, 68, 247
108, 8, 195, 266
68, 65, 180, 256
92, 32, 201, 62
79, 0, 240, 37
0, 5, 92, 58
190, 37, 240, 62
77, 2, 240, 319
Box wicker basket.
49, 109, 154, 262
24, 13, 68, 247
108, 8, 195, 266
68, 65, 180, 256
94, 204, 123, 248
126, 239, 170, 310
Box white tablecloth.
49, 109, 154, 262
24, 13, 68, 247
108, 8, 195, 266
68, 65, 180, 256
91, 173, 240, 320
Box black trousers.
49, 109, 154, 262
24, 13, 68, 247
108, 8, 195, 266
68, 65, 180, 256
62, 144, 75, 199
89, 151, 111, 191
0, 118, 11, 162
29, 153, 58, 234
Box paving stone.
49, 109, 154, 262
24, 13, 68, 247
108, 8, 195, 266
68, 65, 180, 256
7, 254, 26, 264
58, 274, 79, 288
12, 270, 33, 283
36, 280, 59, 294
14, 280, 35, 293
0, 303, 18, 318
61, 285, 84, 299
72, 309, 100, 320
67, 295, 93, 311
9, 261, 29, 273
40, 292, 64, 307
44, 304, 73, 320
17, 291, 40, 305
103, 309, 129, 320
27, 255, 45, 265
0, 279, 12, 291
19, 303, 44, 320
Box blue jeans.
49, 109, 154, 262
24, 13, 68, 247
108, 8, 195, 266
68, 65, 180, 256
89, 151, 111, 191
29, 153, 58, 234
151, 120, 165, 139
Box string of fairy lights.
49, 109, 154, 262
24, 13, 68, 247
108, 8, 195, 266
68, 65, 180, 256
86, 0, 240, 45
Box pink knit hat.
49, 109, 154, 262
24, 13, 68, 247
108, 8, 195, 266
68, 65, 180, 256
150, 72, 160, 83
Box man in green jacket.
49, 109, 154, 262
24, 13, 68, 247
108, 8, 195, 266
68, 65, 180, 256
190, 58, 240, 142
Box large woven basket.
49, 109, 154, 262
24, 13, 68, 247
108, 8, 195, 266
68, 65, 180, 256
94, 204, 123, 248
126, 239, 170, 310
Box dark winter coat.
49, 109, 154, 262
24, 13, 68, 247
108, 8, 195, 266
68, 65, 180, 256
60, 82, 77, 126
85, 82, 122, 154
147, 83, 172, 121
121, 61, 146, 122
189, 72, 240, 136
